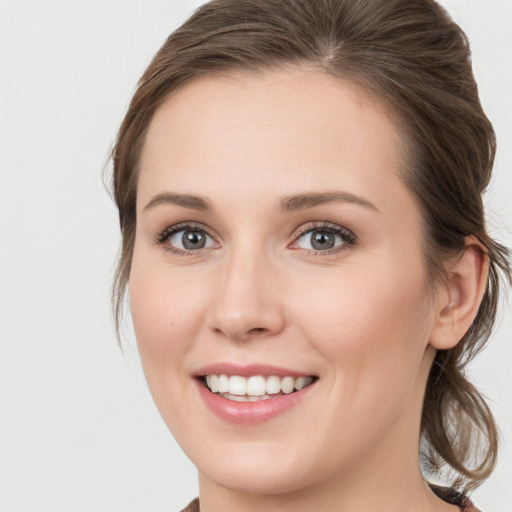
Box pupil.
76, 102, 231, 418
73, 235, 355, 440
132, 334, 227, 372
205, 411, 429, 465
182, 230, 206, 249
311, 231, 335, 250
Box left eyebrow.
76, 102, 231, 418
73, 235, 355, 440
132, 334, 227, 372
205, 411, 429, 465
277, 191, 380, 213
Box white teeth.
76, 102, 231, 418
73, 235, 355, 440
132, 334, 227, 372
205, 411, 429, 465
266, 375, 281, 395
218, 374, 229, 393
281, 376, 295, 394
218, 393, 273, 402
247, 376, 266, 396
224, 393, 250, 402
295, 376, 308, 391
228, 375, 247, 396
210, 374, 219, 393
204, 374, 315, 398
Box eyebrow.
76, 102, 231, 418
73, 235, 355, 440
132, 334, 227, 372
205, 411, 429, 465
278, 191, 379, 213
143, 190, 379, 214
143, 192, 211, 212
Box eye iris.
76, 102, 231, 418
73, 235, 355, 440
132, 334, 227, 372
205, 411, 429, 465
182, 230, 206, 249
311, 231, 335, 250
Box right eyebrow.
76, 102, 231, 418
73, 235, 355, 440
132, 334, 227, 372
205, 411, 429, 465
143, 192, 211, 212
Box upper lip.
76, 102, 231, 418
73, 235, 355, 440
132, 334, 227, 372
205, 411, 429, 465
193, 362, 316, 378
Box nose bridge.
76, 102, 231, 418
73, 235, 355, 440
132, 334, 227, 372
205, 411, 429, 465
210, 240, 284, 341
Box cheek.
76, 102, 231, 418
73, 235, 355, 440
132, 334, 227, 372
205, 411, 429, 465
128, 249, 210, 378
283, 257, 434, 467
294, 254, 432, 395
128, 252, 216, 435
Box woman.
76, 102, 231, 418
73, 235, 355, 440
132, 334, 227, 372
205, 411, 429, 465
109, 0, 511, 510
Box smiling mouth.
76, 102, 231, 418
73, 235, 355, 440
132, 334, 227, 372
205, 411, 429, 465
201, 374, 317, 402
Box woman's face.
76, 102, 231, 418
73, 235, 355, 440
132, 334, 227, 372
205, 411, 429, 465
130, 68, 440, 496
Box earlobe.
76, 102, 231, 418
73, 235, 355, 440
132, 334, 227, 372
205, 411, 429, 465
429, 237, 489, 350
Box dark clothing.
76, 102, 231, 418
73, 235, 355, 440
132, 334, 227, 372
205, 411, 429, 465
430, 484, 481, 512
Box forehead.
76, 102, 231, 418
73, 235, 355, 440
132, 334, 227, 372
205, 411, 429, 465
138, 67, 411, 218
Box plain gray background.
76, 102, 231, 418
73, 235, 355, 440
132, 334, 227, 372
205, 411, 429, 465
0, 1, 510, 511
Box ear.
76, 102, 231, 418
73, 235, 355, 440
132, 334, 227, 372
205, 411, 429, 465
429, 237, 489, 350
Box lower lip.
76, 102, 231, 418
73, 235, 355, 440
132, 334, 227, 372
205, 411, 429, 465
195, 379, 316, 425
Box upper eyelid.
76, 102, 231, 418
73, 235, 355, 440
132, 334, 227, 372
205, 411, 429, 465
291, 221, 355, 239
158, 221, 214, 236
155, 222, 219, 246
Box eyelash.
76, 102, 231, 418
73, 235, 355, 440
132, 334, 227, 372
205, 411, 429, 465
154, 221, 357, 256
292, 221, 357, 255
154, 222, 216, 256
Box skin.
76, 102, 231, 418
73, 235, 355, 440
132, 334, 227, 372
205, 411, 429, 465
129, 67, 486, 511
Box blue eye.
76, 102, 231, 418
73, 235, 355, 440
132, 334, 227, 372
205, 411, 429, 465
169, 229, 215, 251
157, 225, 217, 253
293, 225, 356, 252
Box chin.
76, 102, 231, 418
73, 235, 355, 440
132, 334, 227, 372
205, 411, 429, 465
191, 436, 341, 497
198, 459, 313, 496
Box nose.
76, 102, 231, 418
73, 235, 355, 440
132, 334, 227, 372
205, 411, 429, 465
208, 247, 285, 342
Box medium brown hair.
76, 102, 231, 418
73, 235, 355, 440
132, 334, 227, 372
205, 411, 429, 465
109, 0, 511, 493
